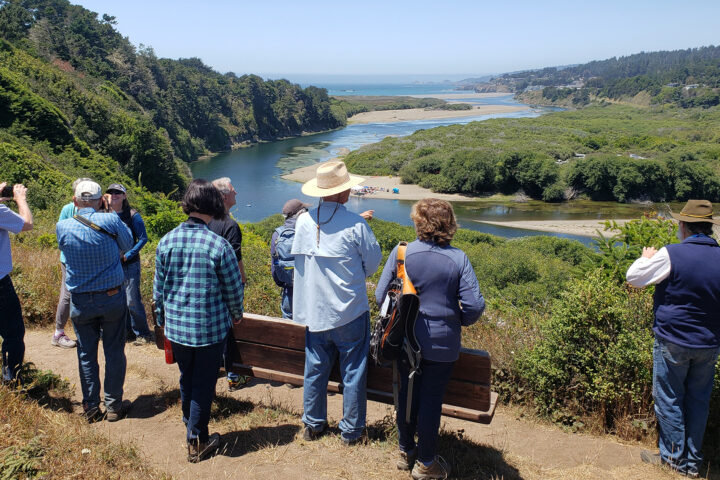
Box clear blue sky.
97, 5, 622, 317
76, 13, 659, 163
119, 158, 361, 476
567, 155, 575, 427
74, 0, 720, 82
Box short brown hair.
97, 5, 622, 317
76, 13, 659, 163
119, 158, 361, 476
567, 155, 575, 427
182, 179, 226, 219
411, 198, 457, 246
684, 221, 714, 236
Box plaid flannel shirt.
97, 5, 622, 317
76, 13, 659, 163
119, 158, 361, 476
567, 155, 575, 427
154, 218, 244, 347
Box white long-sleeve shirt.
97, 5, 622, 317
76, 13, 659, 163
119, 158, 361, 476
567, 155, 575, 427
626, 247, 672, 287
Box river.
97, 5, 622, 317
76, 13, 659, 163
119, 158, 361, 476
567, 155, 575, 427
189, 87, 652, 246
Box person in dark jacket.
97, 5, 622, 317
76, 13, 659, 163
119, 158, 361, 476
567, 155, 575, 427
375, 198, 485, 480
107, 183, 152, 345
626, 199, 720, 477
270, 199, 309, 319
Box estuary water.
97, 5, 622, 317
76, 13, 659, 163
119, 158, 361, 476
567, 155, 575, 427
190, 85, 650, 246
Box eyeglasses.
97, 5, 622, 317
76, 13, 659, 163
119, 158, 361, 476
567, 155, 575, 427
107, 191, 125, 195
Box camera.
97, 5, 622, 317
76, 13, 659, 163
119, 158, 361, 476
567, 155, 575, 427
0, 185, 14, 198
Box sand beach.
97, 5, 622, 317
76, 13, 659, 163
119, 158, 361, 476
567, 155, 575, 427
282, 164, 473, 202
475, 219, 628, 237
347, 104, 528, 124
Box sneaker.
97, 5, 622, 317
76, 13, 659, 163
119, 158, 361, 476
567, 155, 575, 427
51, 333, 77, 349
302, 423, 327, 441
640, 450, 663, 466
187, 433, 220, 463
411, 456, 451, 480
227, 375, 250, 392
82, 404, 105, 423
106, 400, 131, 422
397, 448, 418, 471
133, 335, 153, 346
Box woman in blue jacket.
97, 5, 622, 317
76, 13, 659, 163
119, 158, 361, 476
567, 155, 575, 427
375, 198, 485, 480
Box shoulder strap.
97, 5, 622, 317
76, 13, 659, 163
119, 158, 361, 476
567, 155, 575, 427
395, 242, 416, 295
130, 208, 138, 218
73, 214, 118, 240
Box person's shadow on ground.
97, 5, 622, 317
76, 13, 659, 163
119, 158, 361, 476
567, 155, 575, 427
366, 415, 524, 480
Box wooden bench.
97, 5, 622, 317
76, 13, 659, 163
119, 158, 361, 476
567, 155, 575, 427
157, 312, 497, 424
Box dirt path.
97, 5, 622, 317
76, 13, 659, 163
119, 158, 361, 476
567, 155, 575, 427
24, 329, 674, 480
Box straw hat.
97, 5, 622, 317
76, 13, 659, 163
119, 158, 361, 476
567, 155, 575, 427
670, 199, 720, 225
301, 161, 365, 197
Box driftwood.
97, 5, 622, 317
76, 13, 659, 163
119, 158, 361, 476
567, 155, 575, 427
156, 312, 497, 424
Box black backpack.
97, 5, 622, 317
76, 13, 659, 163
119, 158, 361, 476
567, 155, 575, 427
370, 242, 421, 422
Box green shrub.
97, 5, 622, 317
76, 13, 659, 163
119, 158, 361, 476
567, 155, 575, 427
516, 269, 654, 429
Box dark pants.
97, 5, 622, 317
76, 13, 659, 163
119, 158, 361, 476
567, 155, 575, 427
173, 339, 225, 443
397, 358, 454, 464
223, 327, 239, 382
0, 275, 24, 381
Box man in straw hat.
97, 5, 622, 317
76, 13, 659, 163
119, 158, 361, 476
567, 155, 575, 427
627, 199, 720, 477
291, 161, 382, 445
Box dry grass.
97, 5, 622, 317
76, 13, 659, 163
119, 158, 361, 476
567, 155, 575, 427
10, 242, 61, 325
0, 386, 170, 479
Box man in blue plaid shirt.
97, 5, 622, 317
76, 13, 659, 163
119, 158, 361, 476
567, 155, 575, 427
154, 179, 244, 463
56, 180, 134, 423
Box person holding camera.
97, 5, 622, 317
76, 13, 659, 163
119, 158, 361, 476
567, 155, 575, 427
106, 183, 152, 345
0, 182, 33, 385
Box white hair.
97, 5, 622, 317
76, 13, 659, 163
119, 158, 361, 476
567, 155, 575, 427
212, 177, 233, 194
72, 177, 93, 190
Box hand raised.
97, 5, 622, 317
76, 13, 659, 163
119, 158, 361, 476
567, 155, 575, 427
642, 247, 658, 259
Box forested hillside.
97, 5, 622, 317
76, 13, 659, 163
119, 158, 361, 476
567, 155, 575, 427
0, 0, 344, 196
467, 46, 720, 108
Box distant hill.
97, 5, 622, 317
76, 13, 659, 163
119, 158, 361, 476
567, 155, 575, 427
0, 0, 344, 196
467, 47, 720, 108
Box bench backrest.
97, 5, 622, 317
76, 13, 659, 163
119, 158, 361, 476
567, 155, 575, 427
227, 313, 497, 424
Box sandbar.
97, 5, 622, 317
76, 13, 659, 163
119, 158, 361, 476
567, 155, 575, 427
347, 104, 528, 125
282, 164, 473, 202
407, 92, 513, 100
475, 219, 630, 237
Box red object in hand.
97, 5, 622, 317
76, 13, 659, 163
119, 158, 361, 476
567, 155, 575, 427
164, 337, 175, 364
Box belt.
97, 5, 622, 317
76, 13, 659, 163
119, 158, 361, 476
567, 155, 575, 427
75, 286, 122, 296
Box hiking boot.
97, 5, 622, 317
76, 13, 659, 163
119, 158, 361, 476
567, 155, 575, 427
106, 400, 131, 422
82, 404, 105, 423
133, 335, 153, 346
397, 448, 418, 471
228, 375, 250, 392
51, 333, 76, 348
187, 433, 220, 463
302, 423, 327, 441
341, 431, 366, 446
411, 456, 451, 480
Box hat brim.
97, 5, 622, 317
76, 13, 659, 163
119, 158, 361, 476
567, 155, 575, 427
670, 212, 720, 225
301, 175, 365, 197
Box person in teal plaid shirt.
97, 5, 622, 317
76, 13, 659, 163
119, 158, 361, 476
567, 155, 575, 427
153, 179, 244, 463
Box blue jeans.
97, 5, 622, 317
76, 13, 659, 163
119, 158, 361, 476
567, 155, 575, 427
303, 312, 369, 441
280, 287, 293, 320
653, 336, 720, 475
172, 339, 225, 443
397, 358, 454, 464
123, 261, 150, 337
70, 289, 128, 412
0, 275, 24, 381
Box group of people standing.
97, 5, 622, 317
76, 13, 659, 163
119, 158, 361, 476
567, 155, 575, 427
1, 160, 719, 478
